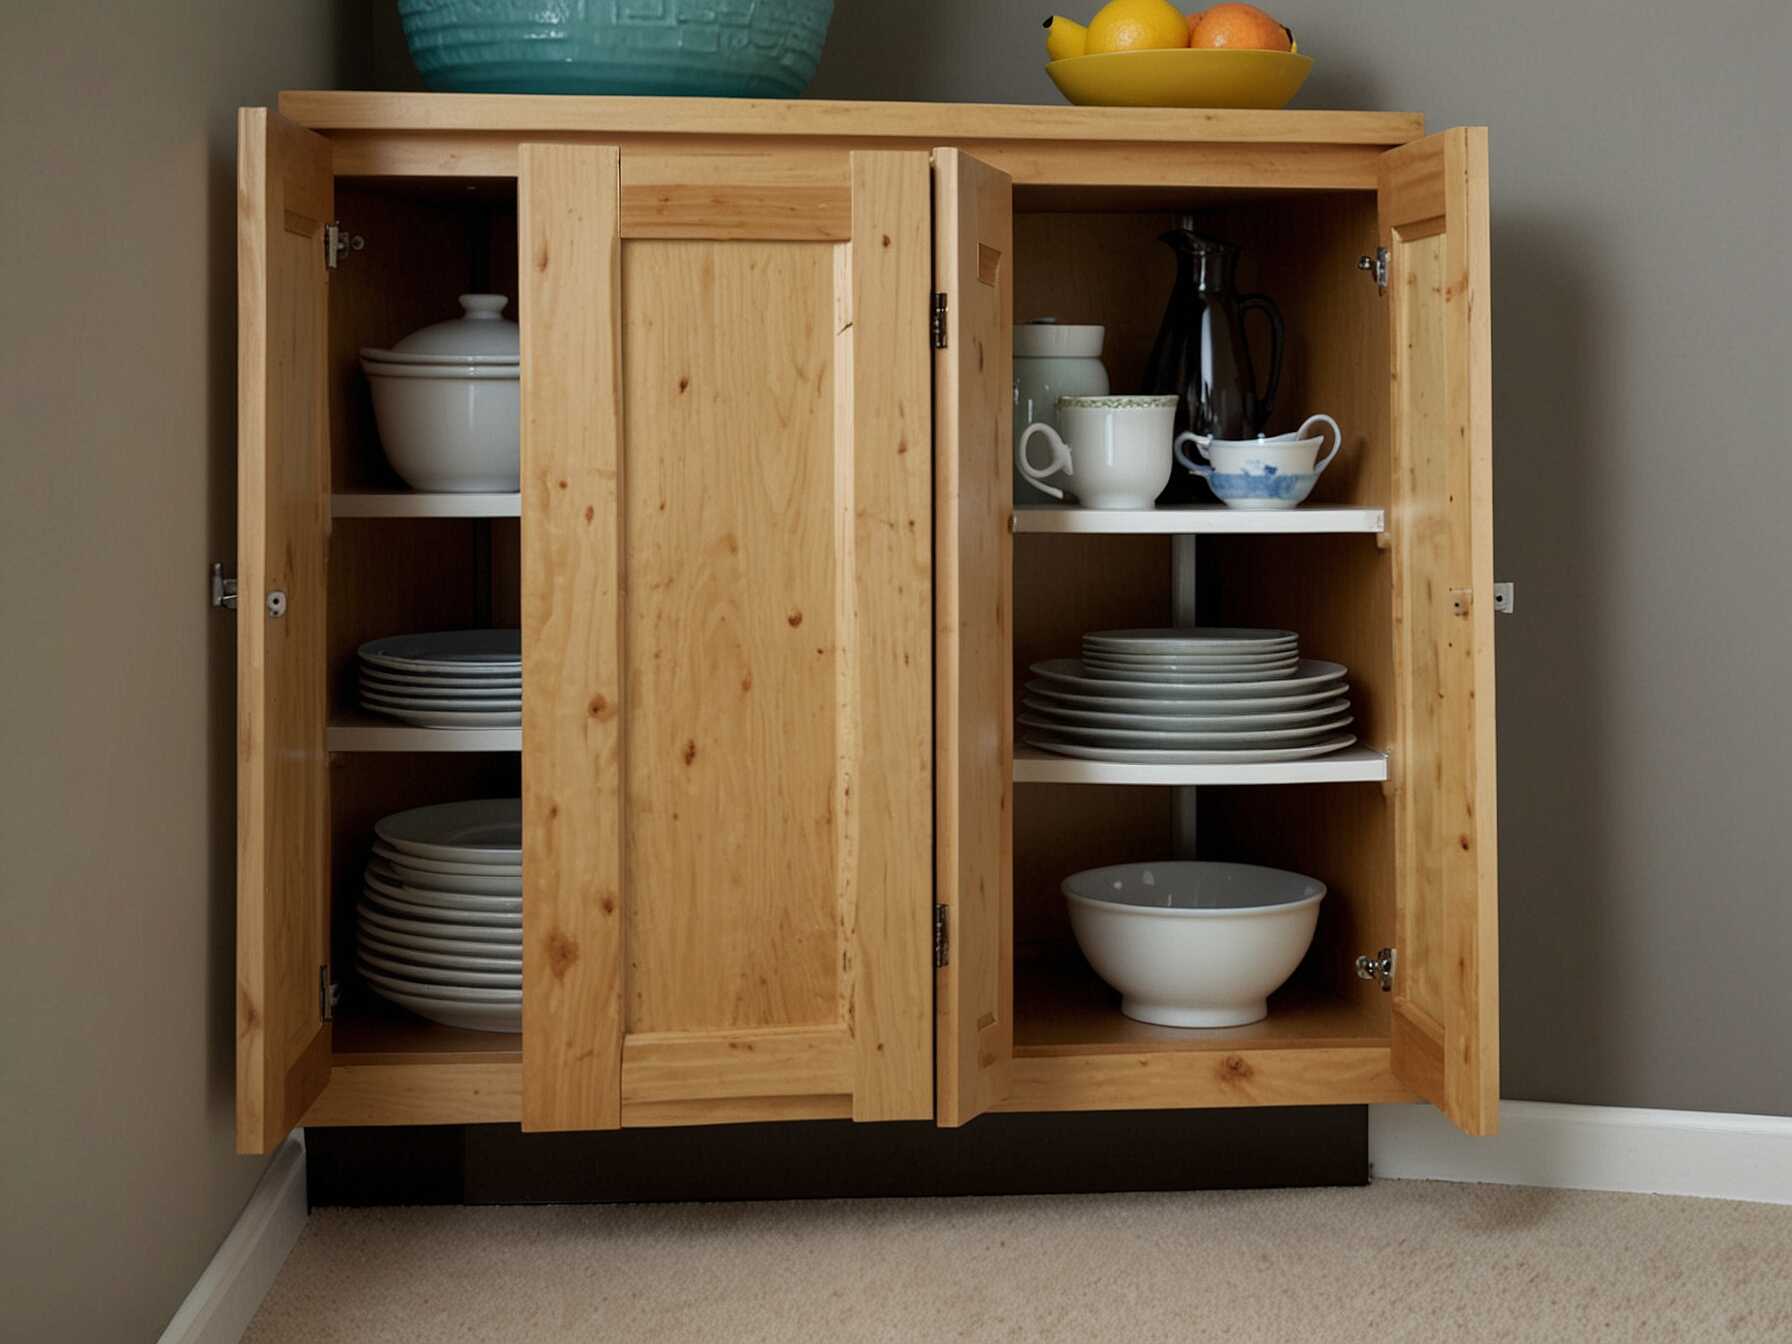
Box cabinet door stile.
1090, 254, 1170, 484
519, 143, 627, 1132
933, 148, 1016, 1125
236, 108, 334, 1154
1380, 128, 1500, 1136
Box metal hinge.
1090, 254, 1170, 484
1452, 583, 1516, 617
324, 221, 363, 269
210, 562, 237, 610
934, 903, 950, 968
319, 965, 340, 1021
1357, 247, 1388, 293
1356, 947, 1395, 992
930, 292, 949, 349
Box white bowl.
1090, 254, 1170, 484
362, 359, 520, 493
1064, 861, 1324, 1027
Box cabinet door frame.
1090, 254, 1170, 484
932, 147, 1016, 1126
519, 143, 936, 1131
236, 107, 335, 1154
1380, 127, 1500, 1136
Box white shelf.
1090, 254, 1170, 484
332, 491, 521, 519
1012, 505, 1384, 535
1013, 744, 1389, 786
327, 714, 520, 753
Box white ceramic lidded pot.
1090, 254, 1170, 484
1013, 320, 1108, 504
361, 295, 521, 493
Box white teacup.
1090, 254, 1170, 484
1017, 395, 1178, 510
1175, 413, 1343, 478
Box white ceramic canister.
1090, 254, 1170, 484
1014, 320, 1108, 504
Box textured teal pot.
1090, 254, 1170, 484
398, 0, 835, 97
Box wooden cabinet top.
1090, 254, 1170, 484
280, 92, 1422, 147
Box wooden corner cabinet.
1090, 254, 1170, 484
235, 94, 1497, 1155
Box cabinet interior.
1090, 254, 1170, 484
1009, 191, 1396, 1061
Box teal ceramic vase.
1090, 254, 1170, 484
398, 0, 835, 97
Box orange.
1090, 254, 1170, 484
1188, 3, 1293, 51
1185, 8, 1206, 40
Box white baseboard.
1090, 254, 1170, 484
159, 1133, 308, 1344
1370, 1100, 1792, 1205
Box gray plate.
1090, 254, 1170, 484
1023, 733, 1358, 765
1032, 658, 1347, 700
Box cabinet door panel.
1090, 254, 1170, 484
520, 146, 934, 1130
1380, 128, 1500, 1136
236, 108, 333, 1154
933, 148, 1016, 1126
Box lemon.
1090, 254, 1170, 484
1043, 15, 1089, 61
1086, 0, 1190, 53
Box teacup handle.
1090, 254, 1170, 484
1173, 431, 1212, 473
1297, 414, 1343, 474
1017, 422, 1074, 501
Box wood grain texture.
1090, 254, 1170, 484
1381, 128, 1499, 1136
845, 153, 935, 1122
619, 155, 851, 239
282, 93, 1424, 146
934, 148, 1015, 1126
519, 143, 625, 1132
236, 108, 334, 1155
621, 1028, 851, 1103
997, 1047, 1413, 1113
620, 1093, 853, 1128
302, 1063, 523, 1127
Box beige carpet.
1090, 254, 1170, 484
244, 1180, 1792, 1343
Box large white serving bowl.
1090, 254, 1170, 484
362, 360, 519, 492
1064, 861, 1324, 1028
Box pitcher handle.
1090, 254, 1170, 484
1297, 414, 1343, 473
1239, 293, 1285, 431
1173, 431, 1212, 474
1017, 422, 1073, 501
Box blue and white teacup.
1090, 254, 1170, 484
1174, 414, 1343, 512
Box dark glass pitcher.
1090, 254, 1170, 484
1144, 221, 1285, 504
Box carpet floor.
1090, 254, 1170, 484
244, 1180, 1792, 1343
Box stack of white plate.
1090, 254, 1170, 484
356, 799, 521, 1034
1022, 628, 1358, 764
358, 630, 521, 728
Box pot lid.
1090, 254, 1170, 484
364, 294, 519, 362
1014, 318, 1105, 359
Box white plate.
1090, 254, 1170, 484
1084, 628, 1298, 654
362, 693, 524, 715
357, 949, 521, 989
365, 871, 520, 915
375, 799, 522, 863
356, 915, 522, 959
1023, 733, 1358, 765
1081, 660, 1300, 685
359, 964, 522, 1004
359, 629, 522, 675
358, 904, 521, 947
358, 928, 521, 973
356, 665, 522, 690
1020, 696, 1351, 732
362, 890, 521, 929
359, 677, 522, 702
1032, 659, 1347, 700
369, 842, 521, 878
1079, 650, 1298, 669
362, 985, 522, 1034
1026, 679, 1351, 715
1018, 713, 1352, 747
360, 702, 523, 728
369, 855, 523, 897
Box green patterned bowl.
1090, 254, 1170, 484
398, 0, 834, 97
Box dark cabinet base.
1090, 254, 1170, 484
306, 1107, 1366, 1206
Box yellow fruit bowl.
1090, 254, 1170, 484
1046, 47, 1313, 110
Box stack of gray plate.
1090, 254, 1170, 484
1022, 628, 1357, 764
356, 799, 521, 1034
358, 630, 520, 729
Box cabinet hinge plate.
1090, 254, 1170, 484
324, 221, 363, 270
934, 903, 950, 968
210, 562, 238, 611
930, 292, 948, 350
1356, 947, 1395, 992
319, 965, 340, 1022
1358, 247, 1388, 293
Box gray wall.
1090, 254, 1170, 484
807, 0, 1792, 1115
0, 6, 362, 1340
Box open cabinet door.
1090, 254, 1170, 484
236, 109, 333, 1154
933, 149, 1015, 1125
1380, 128, 1500, 1136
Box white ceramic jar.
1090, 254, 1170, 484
1013, 321, 1108, 504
